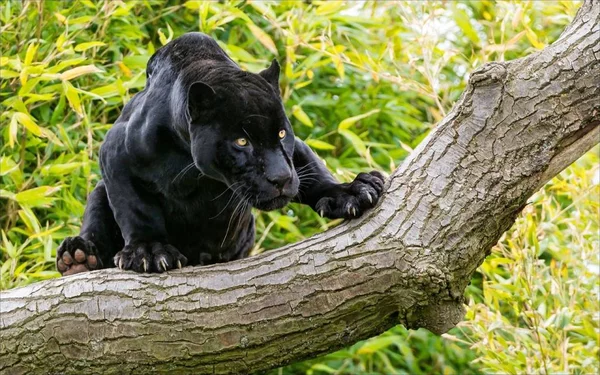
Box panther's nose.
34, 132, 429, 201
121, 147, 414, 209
267, 171, 292, 190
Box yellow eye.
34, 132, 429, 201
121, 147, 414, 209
278, 129, 286, 139
235, 138, 248, 147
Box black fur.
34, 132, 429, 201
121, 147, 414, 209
56, 32, 385, 275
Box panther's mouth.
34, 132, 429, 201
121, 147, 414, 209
253, 195, 292, 211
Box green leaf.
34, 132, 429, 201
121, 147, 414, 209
338, 109, 380, 130
453, 8, 480, 44
357, 335, 401, 354
292, 105, 313, 127
305, 139, 335, 151
14, 186, 61, 208
13, 112, 42, 136
24, 43, 38, 66
74, 41, 106, 52
62, 81, 82, 116
338, 129, 367, 157
247, 23, 278, 55
41, 162, 83, 176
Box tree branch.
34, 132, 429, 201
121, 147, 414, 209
1, 1, 598, 374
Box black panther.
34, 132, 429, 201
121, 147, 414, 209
56, 32, 385, 275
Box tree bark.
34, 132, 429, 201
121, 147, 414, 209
1, 2, 598, 374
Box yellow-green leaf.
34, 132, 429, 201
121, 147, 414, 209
453, 8, 480, 44
74, 41, 106, 52
524, 26, 545, 49
293, 80, 312, 90
292, 105, 313, 127
13, 112, 42, 136
54, 12, 66, 23
63, 81, 82, 116
315, 1, 344, 15
0, 70, 19, 79
41, 162, 83, 176
14, 186, 61, 208
357, 336, 400, 354
247, 23, 278, 55
157, 24, 173, 46
339, 129, 367, 157
90, 83, 119, 98
0, 157, 19, 176
305, 139, 335, 151
338, 109, 380, 130
60, 65, 103, 80
8, 115, 18, 147
24, 43, 38, 66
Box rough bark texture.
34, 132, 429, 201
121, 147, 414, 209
1, 2, 598, 374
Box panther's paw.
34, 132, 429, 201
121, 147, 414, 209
114, 242, 188, 273
57, 236, 102, 276
315, 171, 385, 219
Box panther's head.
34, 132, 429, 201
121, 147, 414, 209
181, 60, 299, 211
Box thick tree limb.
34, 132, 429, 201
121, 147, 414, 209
1, 2, 598, 374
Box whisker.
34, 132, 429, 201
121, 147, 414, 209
295, 161, 318, 173
297, 172, 320, 179
210, 183, 245, 219
221, 187, 251, 247
296, 170, 320, 177
212, 181, 242, 202
172, 162, 196, 184
233, 199, 250, 240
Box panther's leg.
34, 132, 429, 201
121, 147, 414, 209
56, 180, 123, 276
99, 133, 188, 273
292, 137, 385, 219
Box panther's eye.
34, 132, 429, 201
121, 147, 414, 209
235, 138, 248, 147
278, 130, 286, 139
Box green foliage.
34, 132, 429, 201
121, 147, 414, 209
454, 149, 600, 374
1, 1, 595, 374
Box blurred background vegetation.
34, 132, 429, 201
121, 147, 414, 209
1, 0, 597, 374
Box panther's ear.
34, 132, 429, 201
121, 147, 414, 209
187, 81, 216, 123
259, 59, 280, 95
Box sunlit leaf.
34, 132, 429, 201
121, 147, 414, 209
338, 109, 380, 130
247, 23, 278, 55
305, 139, 335, 151
13, 112, 42, 136
60, 65, 103, 80
292, 105, 313, 127
74, 41, 106, 52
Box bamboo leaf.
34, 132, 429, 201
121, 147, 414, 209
74, 41, 106, 52
338, 129, 367, 157
338, 109, 380, 130
60, 65, 103, 80
305, 139, 335, 151
292, 105, 313, 127
247, 23, 278, 55
62, 81, 83, 116
13, 112, 42, 136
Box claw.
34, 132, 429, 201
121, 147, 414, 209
320, 210, 324, 218
177, 260, 182, 269
118, 257, 123, 270
347, 206, 352, 215
142, 258, 147, 272
160, 258, 168, 272
368, 193, 373, 204
352, 207, 357, 217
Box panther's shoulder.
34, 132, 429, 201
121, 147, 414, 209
147, 32, 236, 80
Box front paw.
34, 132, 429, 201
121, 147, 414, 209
114, 242, 188, 273
57, 236, 102, 276
315, 171, 385, 219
